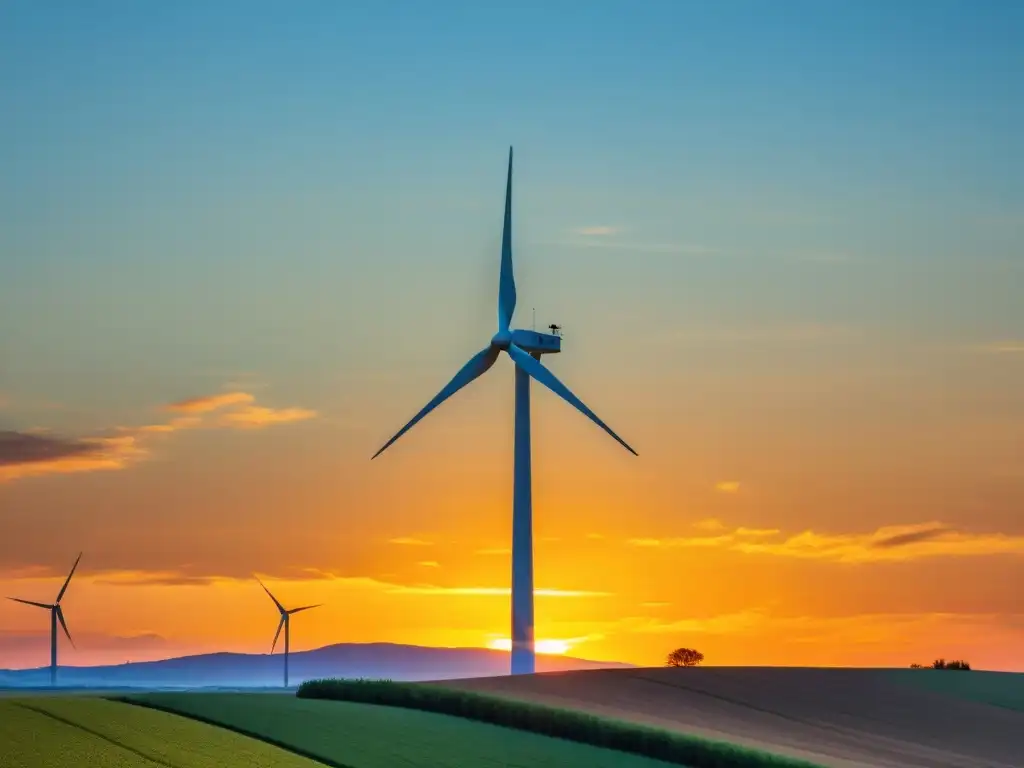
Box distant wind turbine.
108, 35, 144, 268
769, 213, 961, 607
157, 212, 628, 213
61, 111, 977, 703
8, 552, 82, 686
372, 147, 637, 676
255, 576, 321, 688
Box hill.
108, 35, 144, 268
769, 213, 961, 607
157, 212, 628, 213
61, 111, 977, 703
0, 641, 630, 689
439, 666, 1024, 768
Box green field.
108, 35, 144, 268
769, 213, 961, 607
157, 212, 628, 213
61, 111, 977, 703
125, 692, 684, 768
0, 697, 324, 768
887, 669, 1024, 712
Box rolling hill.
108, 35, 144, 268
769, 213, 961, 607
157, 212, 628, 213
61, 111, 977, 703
0, 641, 631, 689
439, 666, 1024, 768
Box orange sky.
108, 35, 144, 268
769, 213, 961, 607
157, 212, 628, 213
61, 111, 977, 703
3, 363, 1024, 672
2, 2, 1023, 675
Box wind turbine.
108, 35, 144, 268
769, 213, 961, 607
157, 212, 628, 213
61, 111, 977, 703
7, 552, 82, 686
255, 576, 321, 688
372, 147, 637, 676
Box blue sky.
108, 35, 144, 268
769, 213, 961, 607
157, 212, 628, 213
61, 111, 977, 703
1, 1, 1024, 668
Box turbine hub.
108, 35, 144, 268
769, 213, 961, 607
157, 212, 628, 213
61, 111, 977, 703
490, 330, 512, 349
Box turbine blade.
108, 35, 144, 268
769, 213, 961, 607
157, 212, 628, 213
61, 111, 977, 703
506, 343, 638, 456
56, 606, 75, 649
497, 146, 516, 331
271, 616, 285, 654
8, 597, 52, 610
372, 345, 500, 460
55, 552, 82, 603
255, 575, 286, 614
287, 603, 322, 615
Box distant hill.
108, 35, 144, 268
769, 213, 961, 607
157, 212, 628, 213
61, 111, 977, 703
0, 642, 632, 689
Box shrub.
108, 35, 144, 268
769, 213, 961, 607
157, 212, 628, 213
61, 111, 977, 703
296, 677, 824, 768
911, 659, 972, 670
666, 648, 705, 667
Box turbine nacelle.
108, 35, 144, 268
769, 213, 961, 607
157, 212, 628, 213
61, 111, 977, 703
509, 328, 561, 356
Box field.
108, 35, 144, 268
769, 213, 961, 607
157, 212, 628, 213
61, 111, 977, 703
439, 667, 1024, 768
0, 696, 323, 768
124, 691, 684, 768
6, 666, 1024, 768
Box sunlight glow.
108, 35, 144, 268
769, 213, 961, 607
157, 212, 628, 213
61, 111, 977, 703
488, 638, 572, 655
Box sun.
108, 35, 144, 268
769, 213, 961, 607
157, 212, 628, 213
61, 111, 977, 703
487, 638, 572, 655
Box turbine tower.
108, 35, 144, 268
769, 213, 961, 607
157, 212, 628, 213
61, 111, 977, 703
7, 552, 82, 686
255, 576, 321, 688
372, 147, 637, 676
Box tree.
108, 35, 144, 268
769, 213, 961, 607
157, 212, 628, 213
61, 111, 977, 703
911, 658, 971, 671
933, 658, 971, 671
666, 647, 704, 667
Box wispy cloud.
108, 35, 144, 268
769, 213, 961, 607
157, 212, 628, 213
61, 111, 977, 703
217, 405, 316, 429
385, 585, 612, 598
972, 340, 1024, 354
560, 238, 718, 255
89, 570, 218, 587
571, 225, 620, 237
388, 537, 432, 546
475, 547, 512, 556
0, 390, 317, 484
629, 609, 769, 635
166, 391, 256, 414
628, 521, 1024, 563
417, 561, 441, 568
715, 481, 741, 493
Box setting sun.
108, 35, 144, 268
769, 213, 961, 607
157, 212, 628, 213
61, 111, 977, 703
488, 638, 572, 656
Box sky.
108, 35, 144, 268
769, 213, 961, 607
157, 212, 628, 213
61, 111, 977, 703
1, 1, 1023, 672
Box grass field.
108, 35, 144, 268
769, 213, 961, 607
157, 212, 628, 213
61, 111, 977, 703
0, 697, 324, 768
124, 691, 686, 768
295, 678, 821, 768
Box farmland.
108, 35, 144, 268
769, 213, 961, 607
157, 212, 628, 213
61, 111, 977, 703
0, 697, 323, 768
124, 691, 685, 768
441, 667, 1024, 768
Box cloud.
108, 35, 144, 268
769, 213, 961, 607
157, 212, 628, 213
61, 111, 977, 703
585, 533, 605, 540
715, 481, 741, 493
0, 431, 146, 483
217, 405, 316, 429
629, 609, 769, 635
417, 561, 441, 568
571, 226, 619, 237
388, 537, 432, 546
560, 238, 718, 255
166, 392, 255, 414
0, 390, 317, 484
627, 521, 1024, 563
385, 585, 612, 598
475, 547, 512, 556
973, 341, 1024, 354
89, 570, 218, 587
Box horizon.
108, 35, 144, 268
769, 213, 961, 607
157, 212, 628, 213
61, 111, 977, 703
2, 1, 1024, 674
